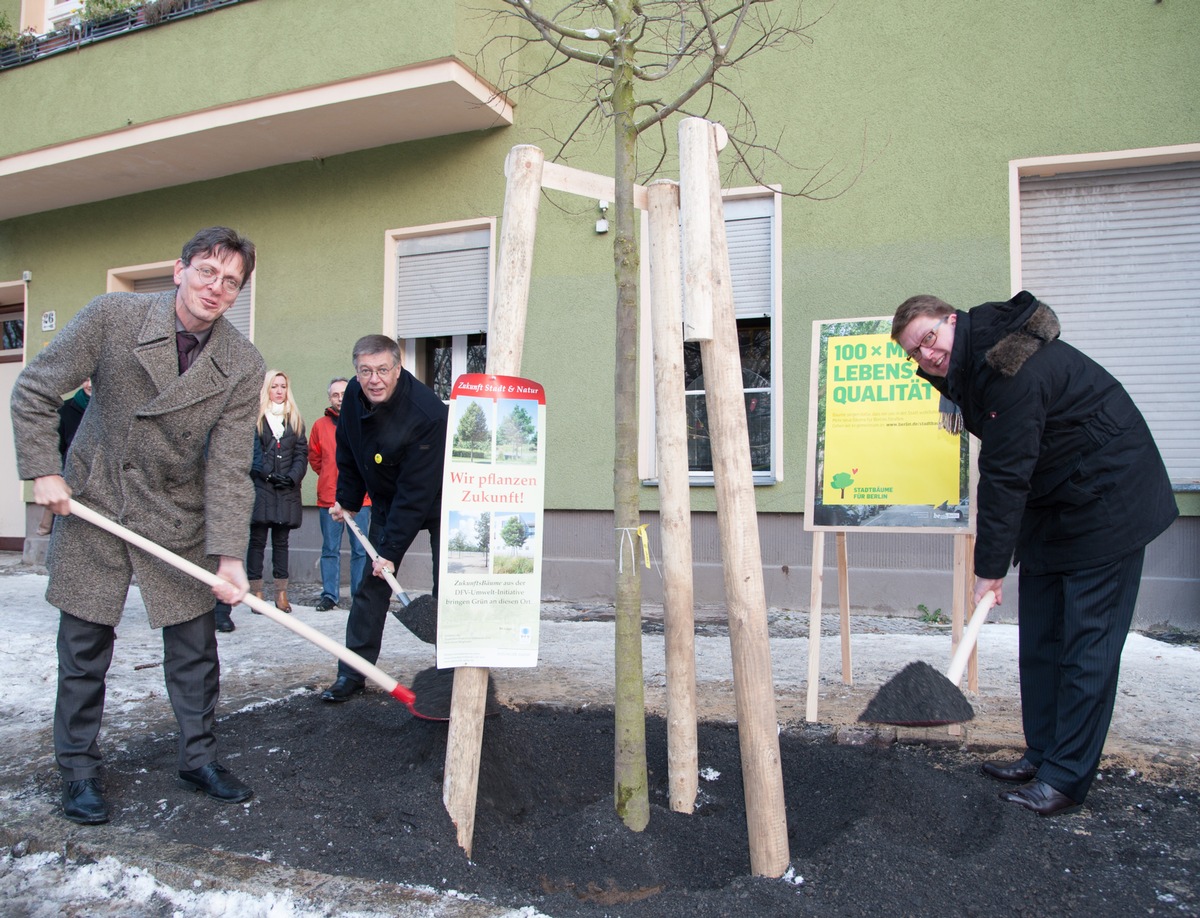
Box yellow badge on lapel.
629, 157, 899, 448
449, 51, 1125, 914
374, 453, 383, 464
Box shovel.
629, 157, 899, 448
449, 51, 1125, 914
343, 514, 438, 645
66, 499, 453, 721
859, 590, 997, 727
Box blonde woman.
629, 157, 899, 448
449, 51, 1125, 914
219, 370, 307, 630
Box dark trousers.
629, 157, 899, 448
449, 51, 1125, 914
247, 522, 290, 582
338, 520, 440, 683
1017, 547, 1145, 802
55, 610, 220, 779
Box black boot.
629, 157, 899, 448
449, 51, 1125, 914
213, 603, 235, 633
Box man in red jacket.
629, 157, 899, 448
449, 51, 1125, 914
309, 378, 370, 612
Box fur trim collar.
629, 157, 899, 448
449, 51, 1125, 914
985, 303, 1061, 377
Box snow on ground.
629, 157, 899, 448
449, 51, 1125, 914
0, 847, 394, 918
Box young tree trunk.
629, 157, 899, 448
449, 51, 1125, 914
610, 5, 648, 832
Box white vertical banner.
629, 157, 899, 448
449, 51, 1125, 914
436, 373, 546, 668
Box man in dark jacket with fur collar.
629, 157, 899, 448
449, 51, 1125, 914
892, 291, 1177, 817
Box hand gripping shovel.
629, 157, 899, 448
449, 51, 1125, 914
858, 591, 997, 727
67, 500, 451, 721
343, 514, 437, 645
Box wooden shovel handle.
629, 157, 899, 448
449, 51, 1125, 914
343, 514, 412, 606
67, 499, 415, 706
946, 590, 996, 688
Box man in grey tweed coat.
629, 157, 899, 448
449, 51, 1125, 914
11, 226, 267, 824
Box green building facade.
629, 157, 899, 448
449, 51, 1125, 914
2, 0, 1196, 624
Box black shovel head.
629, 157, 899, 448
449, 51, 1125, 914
391, 594, 438, 645
408, 666, 503, 722
858, 660, 975, 727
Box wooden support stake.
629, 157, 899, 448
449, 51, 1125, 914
443, 143, 544, 859
678, 118, 715, 343
681, 117, 789, 877
805, 531, 825, 723
837, 532, 852, 685
647, 179, 699, 814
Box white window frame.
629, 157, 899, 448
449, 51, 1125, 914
1010, 142, 1200, 487
638, 185, 783, 485
384, 218, 495, 396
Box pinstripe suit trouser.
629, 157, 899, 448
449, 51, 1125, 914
1016, 547, 1146, 802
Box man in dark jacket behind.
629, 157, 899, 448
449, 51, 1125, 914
319, 334, 447, 702
37, 378, 92, 536
892, 291, 1177, 817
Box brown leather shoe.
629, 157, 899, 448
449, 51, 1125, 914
1000, 779, 1081, 817
981, 756, 1038, 783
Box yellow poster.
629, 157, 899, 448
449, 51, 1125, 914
805, 318, 971, 532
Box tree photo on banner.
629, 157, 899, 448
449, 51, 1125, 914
805, 317, 973, 532
438, 373, 547, 669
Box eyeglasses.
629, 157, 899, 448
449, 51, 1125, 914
355, 363, 397, 381
189, 262, 243, 295
905, 315, 949, 361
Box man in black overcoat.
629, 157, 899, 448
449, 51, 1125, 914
892, 291, 1177, 816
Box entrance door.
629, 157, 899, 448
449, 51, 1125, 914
0, 287, 27, 550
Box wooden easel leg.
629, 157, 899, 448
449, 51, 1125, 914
965, 534, 979, 693
837, 532, 851, 685
805, 531, 825, 722
949, 534, 968, 738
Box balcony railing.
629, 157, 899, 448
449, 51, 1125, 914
0, 0, 253, 72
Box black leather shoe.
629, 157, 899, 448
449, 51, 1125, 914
62, 777, 110, 824
981, 756, 1038, 783
320, 676, 365, 703
214, 605, 235, 633
1001, 779, 1082, 817
178, 762, 253, 803
314, 596, 337, 612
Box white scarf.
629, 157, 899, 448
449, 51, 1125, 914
265, 402, 286, 439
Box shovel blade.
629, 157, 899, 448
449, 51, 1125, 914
391, 594, 438, 645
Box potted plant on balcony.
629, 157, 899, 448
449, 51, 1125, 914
81, 0, 138, 38
0, 12, 17, 63
0, 22, 39, 66
141, 0, 188, 27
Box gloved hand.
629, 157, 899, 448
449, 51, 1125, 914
271, 474, 295, 490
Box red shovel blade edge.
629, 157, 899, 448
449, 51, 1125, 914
392, 667, 503, 722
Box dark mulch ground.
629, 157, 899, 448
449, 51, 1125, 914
60, 693, 1199, 917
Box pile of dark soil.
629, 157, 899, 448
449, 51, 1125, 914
858, 660, 975, 726
79, 693, 1198, 917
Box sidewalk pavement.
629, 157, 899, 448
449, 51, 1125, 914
1, 563, 1196, 783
